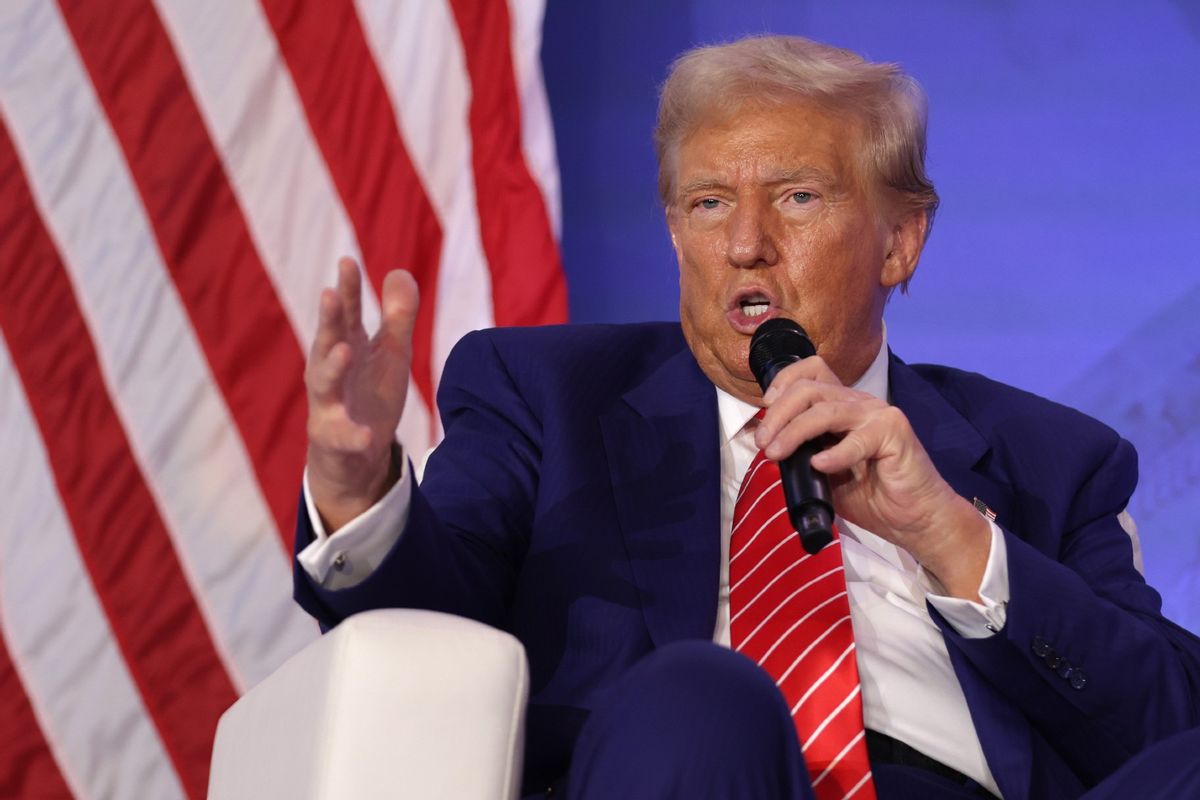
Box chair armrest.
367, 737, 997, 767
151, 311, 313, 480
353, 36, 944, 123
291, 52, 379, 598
208, 609, 528, 799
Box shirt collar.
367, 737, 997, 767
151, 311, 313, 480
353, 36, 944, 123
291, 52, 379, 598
715, 323, 891, 445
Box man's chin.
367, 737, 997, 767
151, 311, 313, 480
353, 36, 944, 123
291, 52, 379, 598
705, 359, 762, 404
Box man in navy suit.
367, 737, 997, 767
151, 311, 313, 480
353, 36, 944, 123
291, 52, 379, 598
294, 35, 1200, 798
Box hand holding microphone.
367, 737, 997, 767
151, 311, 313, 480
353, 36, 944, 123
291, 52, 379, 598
749, 318, 992, 596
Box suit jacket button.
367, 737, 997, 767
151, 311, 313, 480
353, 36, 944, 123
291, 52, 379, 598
1032, 636, 1051, 657
1056, 660, 1073, 679
1070, 669, 1088, 690
1044, 651, 1062, 670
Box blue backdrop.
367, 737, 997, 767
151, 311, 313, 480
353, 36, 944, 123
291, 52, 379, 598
541, 0, 1200, 631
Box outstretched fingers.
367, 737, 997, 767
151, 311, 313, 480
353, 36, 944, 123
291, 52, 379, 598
378, 269, 419, 354
335, 256, 364, 337
307, 285, 353, 404
305, 259, 414, 528
307, 258, 367, 408
307, 338, 352, 405
311, 287, 344, 361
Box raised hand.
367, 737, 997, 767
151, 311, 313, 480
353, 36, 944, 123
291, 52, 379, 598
305, 257, 419, 532
755, 356, 991, 600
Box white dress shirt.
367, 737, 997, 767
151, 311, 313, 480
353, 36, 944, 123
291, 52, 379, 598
299, 331, 1006, 796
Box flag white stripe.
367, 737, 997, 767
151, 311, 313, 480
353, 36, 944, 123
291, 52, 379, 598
0, 336, 184, 800
354, 0, 496, 391
152, 0, 365, 348
152, 0, 433, 454
0, 0, 314, 691
506, 0, 561, 237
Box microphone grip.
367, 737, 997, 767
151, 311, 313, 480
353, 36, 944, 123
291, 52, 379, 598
757, 358, 835, 554
779, 438, 835, 555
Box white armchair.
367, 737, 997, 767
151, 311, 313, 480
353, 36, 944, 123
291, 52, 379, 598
208, 609, 529, 799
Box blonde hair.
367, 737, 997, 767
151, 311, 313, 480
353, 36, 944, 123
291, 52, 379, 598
655, 35, 939, 233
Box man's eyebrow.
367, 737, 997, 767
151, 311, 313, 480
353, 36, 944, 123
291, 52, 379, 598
676, 178, 729, 196
676, 167, 839, 197
763, 167, 838, 186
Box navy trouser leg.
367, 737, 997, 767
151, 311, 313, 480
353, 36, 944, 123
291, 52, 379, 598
565, 641, 815, 800
1082, 726, 1200, 799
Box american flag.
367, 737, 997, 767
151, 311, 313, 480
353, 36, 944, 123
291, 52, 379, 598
0, 0, 566, 796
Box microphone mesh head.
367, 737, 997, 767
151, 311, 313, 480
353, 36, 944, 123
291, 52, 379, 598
749, 318, 816, 386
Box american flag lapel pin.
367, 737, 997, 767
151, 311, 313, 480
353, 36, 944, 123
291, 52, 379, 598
972, 497, 998, 522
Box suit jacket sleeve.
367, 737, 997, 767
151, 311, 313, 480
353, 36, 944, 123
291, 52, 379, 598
292, 329, 538, 630
933, 426, 1200, 785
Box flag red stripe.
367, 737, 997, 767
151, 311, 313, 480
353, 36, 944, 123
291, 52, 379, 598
259, 0, 443, 425
55, 0, 308, 545
0, 633, 72, 799
447, 0, 568, 326
0, 118, 238, 799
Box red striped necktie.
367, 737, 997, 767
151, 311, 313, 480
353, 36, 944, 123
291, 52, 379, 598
729, 439, 876, 800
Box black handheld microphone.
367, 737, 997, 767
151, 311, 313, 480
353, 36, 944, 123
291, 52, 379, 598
748, 318, 835, 555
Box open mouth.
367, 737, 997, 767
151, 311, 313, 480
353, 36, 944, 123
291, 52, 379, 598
726, 289, 778, 333
739, 294, 771, 319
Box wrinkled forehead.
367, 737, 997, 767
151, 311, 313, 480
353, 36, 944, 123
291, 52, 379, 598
664, 95, 873, 199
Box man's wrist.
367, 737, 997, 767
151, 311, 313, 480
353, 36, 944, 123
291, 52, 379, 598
916, 495, 993, 602
309, 441, 404, 533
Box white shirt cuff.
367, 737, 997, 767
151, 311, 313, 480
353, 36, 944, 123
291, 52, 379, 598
923, 519, 1010, 639
297, 458, 413, 591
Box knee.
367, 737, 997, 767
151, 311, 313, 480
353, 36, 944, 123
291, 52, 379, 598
584, 641, 797, 758
620, 641, 790, 728
567, 642, 810, 799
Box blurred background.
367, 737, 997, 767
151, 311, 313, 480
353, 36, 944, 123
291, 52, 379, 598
1, 1, 1196, 797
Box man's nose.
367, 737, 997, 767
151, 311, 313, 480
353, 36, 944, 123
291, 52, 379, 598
725, 200, 779, 268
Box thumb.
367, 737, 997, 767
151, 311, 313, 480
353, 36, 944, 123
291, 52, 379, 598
379, 269, 419, 354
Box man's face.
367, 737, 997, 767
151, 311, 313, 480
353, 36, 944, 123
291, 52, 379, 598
667, 100, 917, 403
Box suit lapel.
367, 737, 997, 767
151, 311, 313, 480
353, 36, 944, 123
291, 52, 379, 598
889, 354, 1015, 525
890, 354, 1032, 799
599, 345, 722, 648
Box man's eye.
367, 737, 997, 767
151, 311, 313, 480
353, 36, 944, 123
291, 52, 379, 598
790, 191, 814, 204
697, 198, 721, 210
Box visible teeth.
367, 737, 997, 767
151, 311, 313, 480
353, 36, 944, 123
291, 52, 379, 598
743, 303, 769, 318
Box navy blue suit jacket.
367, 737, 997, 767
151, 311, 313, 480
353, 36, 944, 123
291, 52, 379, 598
295, 322, 1200, 799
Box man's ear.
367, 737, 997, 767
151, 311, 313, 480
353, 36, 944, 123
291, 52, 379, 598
665, 206, 683, 258
880, 208, 928, 291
